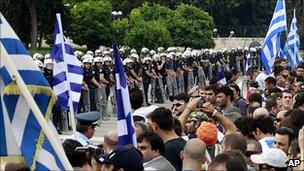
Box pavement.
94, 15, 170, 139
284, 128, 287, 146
60, 101, 172, 143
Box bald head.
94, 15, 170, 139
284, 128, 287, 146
104, 130, 118, 153
183, 138, 206, 162
253, 107, 269, 118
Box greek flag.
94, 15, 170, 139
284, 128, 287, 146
245, 53, 252, 72
260, 0, 287, 74
285, 10, 301, 68
0, 13, 65, 170
217, 68, 227, 85
51, 14, 83, 112
113, 44, 137, 147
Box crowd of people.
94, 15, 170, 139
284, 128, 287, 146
28, 46, 304, 171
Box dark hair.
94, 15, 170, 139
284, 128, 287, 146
62, 139, 87, 167
297, 63, 304, 69
234, 117, 254, 139
246, 139, 262, 154
222, 134, 247, 154
288, 109, 304, 137
268, 87, 282, 95
289, 139, 300, 156
76, 123, 90, 134
265, 77, 277, 86
293, 92, 304, 109
209, 150, 248, 171
148, 107, 173, 131
130, 88, 144, 110
248, 92, 263, 106
265, 97, 278, 112
210, 78, 219, 86
273, 65, 285, 77
282, 90, 293, 96
216, 86, 234, 101
276, 127, 295, 146
173, 117, 183, 137
251, 116, 276, 135
205, 85, 217, 93
225, 70, 233, 83
137, 131, 165, 155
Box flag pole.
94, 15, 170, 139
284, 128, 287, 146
0, 44, 73, 170
56, 13, 77, 138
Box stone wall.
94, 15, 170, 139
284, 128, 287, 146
213, 37, 264, 50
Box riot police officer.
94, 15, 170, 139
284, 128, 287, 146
142, 57, 156, 105
81, 58, 94, 112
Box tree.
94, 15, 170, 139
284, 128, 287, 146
121, 2, 215, 49
124, 20, 173, 50
69, 0, 112, 50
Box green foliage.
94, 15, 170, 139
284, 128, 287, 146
124, 20, 173, 50
117, 2, 215, 49
69, 0, 112, 50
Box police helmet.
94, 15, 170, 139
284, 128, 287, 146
93, 57, 103, 64
230, 31, 235, 34
32, 53, 42, 60
152, 54, 160, 61
250, 47, 257, 52
103, 56, 112, 62
150, 50, 156, 56
183, 50, 191, 58
159, 53, 167, 58
34, 60, 44, 68
244, 47, 249, 51
186, 47, 192, 51
157, 47, 164, 53
123, 58, 133, 65
86, 50, 94, 55
44, 53, 51, 59
141, 47, 149, 54
103, 51, 111, 56
130, 53, 139, 60
44, 58, 53, 69
143, 57, 152, 62
81, 54, 93, 60
130, 49, 137, 54
82, 58, 92, 64
95, 49, 102, 56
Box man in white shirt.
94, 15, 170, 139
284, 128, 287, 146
251, 116, 276, 152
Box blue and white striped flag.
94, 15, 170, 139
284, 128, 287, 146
260, 0, 287, 74
51, 14, 83, 112
113, 44, 137, 147
217, 67, 227, 85
285, 9, 301, 68
0, 13, 65, 170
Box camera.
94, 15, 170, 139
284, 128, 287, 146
75, 145, 104, 159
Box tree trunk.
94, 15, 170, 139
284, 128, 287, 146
29, 0, 38, 50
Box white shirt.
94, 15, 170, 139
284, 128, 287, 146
67, 131, 90, 146
259, 136, 274, 152
256, 72, 271, 91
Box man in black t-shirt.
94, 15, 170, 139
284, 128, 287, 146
148, 107, 186, 171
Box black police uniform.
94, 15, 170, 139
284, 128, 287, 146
102, 65, 113, 98
141, 63, 152, 105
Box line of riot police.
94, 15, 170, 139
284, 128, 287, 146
31, 45, 262, 131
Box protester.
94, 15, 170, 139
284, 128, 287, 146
137, 131, 175, 171
251, 116, 276, 152
102, 130, 118, 154
148, 107, 186, 171
208, 150, 248, 171
181, 138, 207, 171
250, 148, 288, 171
62, 139, 93, 170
